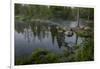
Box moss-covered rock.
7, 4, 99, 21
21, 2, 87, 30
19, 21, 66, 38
76, 30, 91, 37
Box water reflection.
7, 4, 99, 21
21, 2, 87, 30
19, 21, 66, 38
15, 21, 83, 58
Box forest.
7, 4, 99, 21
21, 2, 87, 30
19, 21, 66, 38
15, 4, 94, 65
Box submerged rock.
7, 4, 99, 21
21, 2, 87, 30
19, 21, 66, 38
65, 29, 74, 37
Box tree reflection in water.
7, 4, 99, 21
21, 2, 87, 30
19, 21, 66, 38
15, 21, 82, 54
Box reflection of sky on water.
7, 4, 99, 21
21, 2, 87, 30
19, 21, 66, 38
65, 33, 83, 47
15, 31, 63, 58
15, 21, 85, 59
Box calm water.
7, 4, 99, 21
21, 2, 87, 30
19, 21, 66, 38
15, 20, 85, 59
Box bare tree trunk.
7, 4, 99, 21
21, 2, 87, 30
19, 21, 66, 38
75, 34, 78, 45
77, 8, 80, 27
88, 9, 90, 21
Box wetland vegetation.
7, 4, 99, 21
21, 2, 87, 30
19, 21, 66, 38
15, 4, 94, 65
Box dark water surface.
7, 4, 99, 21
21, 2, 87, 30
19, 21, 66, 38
15, 20, 85, 60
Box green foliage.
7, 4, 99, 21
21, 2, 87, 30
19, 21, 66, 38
15, 56, 32, 65
15, 4, 94, 65
76, 30, 91, 37
15, 40, 94, 65
75, 38, 94, 61
79, 8, 94, 20
45, 53, 60, 63
15, 4, 94, 21
31, 48, 60, 64
31, 48, 48, 64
